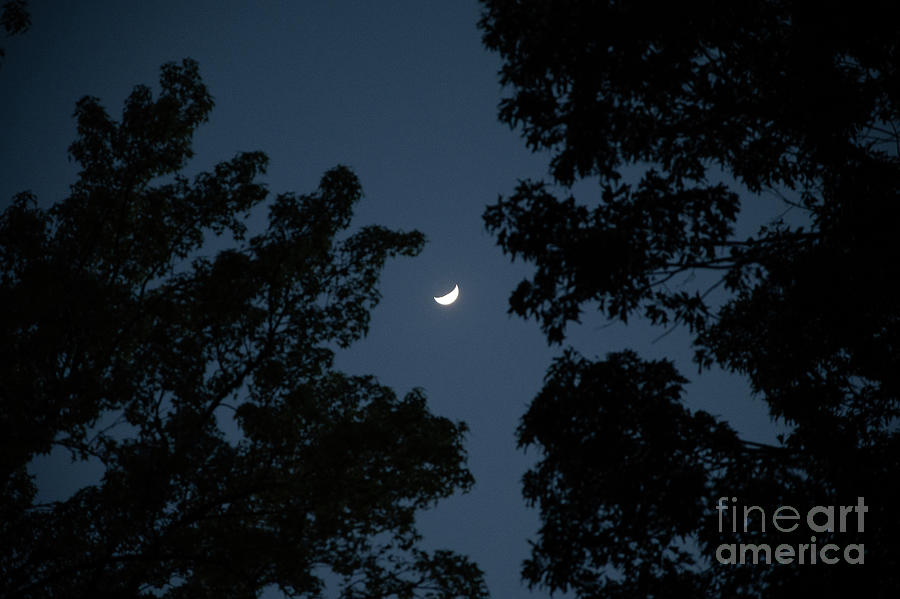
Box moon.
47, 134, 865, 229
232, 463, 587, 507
434, 284, 459, 306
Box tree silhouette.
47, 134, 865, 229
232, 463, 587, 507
0, 59, 487, 599
479, 1, 899, 597
0, 0, 29, 66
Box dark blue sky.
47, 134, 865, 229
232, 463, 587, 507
1, 2, 788, 597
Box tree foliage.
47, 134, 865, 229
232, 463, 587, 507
479, 1, 900, 597
0, 59, 487, 599
0, 0, 29, 66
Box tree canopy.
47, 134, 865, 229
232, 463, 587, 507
1, 59, 487, 599
0, 0, 30, 66
479, 1, 900, 597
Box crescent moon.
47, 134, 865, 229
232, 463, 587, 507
434, 284, 459, 305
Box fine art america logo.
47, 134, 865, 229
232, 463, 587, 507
715, 497, 867, 565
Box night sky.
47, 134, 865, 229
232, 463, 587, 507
1, 2, 789, 596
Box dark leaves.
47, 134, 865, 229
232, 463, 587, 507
0, 0, 28, 35
484, 172, 740, 343
480, 0, 900, 596
518, 349, 740, 597
2, 61, 483, 598
0, 0, 29, 65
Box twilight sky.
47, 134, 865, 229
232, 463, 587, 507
1, 2, 788, 597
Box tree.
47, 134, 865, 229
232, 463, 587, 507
0, 0, 29, 66
479, 1, 900, 597
0, 59, 487, 599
